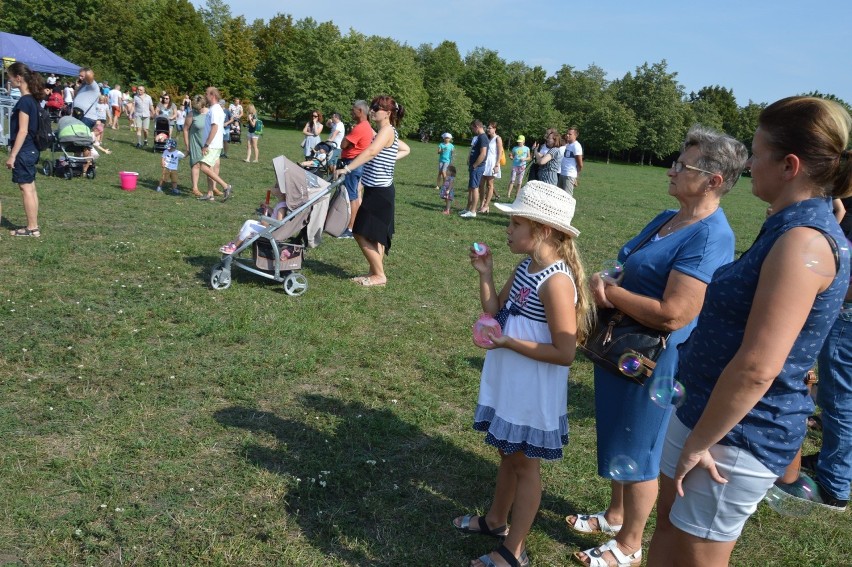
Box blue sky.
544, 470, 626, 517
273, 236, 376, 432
198, 0, 852, 106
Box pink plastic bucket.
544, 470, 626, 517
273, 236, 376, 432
119, 171, 139, 191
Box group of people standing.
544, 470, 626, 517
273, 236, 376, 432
455, 96, 851, 567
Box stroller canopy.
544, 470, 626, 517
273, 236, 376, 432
273, 155, 329, 210
57, 116, 92, 146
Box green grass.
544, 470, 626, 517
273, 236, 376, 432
0, 122, 847, 566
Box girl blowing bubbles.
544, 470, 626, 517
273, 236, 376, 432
455, 180, 594, 567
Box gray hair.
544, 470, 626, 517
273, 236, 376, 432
353, 100, 369, 114
683, 124, 748, 194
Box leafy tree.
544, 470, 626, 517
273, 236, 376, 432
548, 63, 608, 128
140, 0, 223, 94
685, 99, 724, 132
614, 61, 688, 164
198, 0, 232, 40
421, 40, 465, 94
800, 90, 852, 115
583, 94, 638, 163
0, 0, 101, 57
459, 48, 509, 123
253, 13, 298, 119
497, 62, 562, 143
690, 86, 739, 134
732, 101, 765, 152
422, 80, 472, 140
217, 16, 259, 100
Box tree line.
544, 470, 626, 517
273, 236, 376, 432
3, 0, 848, 163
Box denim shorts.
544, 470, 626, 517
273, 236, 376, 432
468, 165, 485, 190
340, 159, 363, 201
12, 147, 39, 184
660, 415, 777, 542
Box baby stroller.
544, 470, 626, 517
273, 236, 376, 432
301, 140, 337, 181
45, 90, 65, 123
153, 116, 170, 152
209, 155, 348, 296
230, 121, 241, 144
41, 116, 96, 179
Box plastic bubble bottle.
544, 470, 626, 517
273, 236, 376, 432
473, 312, 503, 348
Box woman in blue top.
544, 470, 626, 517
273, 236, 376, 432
569, 126, 748, 567
5, 62, 45, 237
647, 97, 852, 567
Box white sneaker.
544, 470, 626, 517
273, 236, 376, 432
458, 209, 469, 216
460, 211, 477, 218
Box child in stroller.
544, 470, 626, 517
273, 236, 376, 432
44, 116, 110, 179
299, 141, 335, 180
219, 183, 290, 255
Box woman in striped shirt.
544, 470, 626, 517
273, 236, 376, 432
340, 95, 411, 287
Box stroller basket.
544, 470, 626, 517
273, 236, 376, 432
253, 241, 303, 272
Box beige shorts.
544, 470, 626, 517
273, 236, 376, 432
200, 147, 222, 168
134, 115, 150, 130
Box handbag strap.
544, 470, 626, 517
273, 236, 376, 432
623, 211, 677, 261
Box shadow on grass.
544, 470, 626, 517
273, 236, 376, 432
214, 394, 589, 565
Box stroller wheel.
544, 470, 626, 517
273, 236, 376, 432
63, 168, 73, 180
283, 272, 308, 296
210, 262, 232, 290
41, 160, 54, 177
86, 167, 96, 179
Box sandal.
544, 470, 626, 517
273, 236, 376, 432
452, 514, 508, 539
10, 227, 40, 237
572, 539, 641, 567
219, 242, 237, 255
474, 544, 529, 567
566, 512, 622, 535
355, 276, 386, 287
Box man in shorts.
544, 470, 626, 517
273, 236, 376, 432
337, 100, 373, 238
460, 120, 488, 218
326, 112, 345, 176
133, 86, 154, 147
198, 87, 233, 202
72, 67, 100, 128
108, 84, 122, 130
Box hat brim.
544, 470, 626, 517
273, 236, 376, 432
493, 202, 580, 237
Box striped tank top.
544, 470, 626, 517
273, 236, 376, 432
361, 128, 398, 187
496, 258, 576, 327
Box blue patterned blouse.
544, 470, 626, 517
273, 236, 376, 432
676, 198, 851, 475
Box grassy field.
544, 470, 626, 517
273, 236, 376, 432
0, 121, 848, 566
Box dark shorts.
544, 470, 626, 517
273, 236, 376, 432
340, 159, 364, 201
12, 147, 39, 184
469, 165, 485, 190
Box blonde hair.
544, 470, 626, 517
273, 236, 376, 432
528, 219, 595, 344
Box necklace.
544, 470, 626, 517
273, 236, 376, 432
660, 207, 718, 236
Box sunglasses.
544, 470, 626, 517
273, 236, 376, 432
312, 114, 318, 117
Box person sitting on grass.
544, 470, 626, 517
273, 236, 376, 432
219, 185, 288, 255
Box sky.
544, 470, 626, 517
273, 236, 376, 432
195, 0, 852, 106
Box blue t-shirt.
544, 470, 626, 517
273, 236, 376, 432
613, 208, 735, 379
468, 133, 489, 168
512, 145, 529, 167
676, 198, 851, 475
438, 142, 454, 163
10, 94, 39, 151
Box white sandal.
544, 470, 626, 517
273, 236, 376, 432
572, 539, 641, 567
566, 512, 622, 535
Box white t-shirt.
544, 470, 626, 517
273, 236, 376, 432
329, 120, 345, 146
63, 86, 74, 104
562, 141, 583, 178
204, 103, 226, 149
108, 88, 122, 107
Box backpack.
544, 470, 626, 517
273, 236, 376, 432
34, 106, 54, 152
254, 118, 263, 135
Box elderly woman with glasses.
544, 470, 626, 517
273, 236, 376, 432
302, 110, 324, 158
568, 125, 747, 567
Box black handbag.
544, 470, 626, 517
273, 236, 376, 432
579, 215, 674, 385
579, 308, 670, 385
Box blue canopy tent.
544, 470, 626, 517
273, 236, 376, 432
0, 32, 79, 76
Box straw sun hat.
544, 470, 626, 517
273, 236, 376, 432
494, 180, 580, 237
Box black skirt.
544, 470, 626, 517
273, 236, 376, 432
353, 183, 395, 254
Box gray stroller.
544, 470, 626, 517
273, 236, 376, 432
209, 155, 349, 295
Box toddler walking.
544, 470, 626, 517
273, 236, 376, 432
157, 139, 185, 195
453, 181, 593, 567
440, 164, 456, 214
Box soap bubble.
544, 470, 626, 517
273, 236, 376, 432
609, 455, 638, 483
801, 235, 837, 277
648, 376, 686, 408
601, 259, 624, 285
618, 352, 643, 378
764, 473, 823, 517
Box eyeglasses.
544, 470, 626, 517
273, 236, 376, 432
370, 104, 384, 112
671, 161, 716, 176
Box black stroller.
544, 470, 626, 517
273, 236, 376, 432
301, 141, 337, 181
230, 121, 241, 144
41, 116, 96, 179
153, 116, 170, 152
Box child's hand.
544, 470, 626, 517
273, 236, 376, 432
478, 329, 508, 350
469, 245, 493, 274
